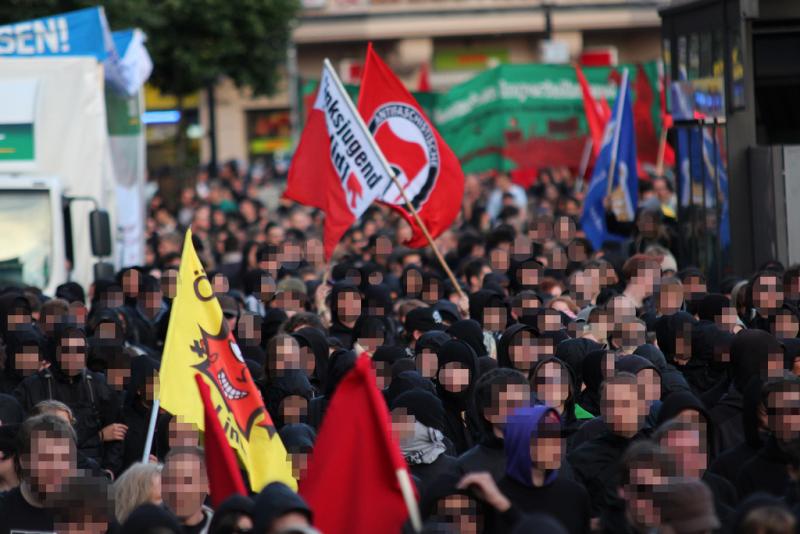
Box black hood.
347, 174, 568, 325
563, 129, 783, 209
401, 265, 425, 299
507, 257, 543, 293
384, 369, 437, 407
446, 319, 487, 357
3, 326, 44, 381
323, 349, 356, 398
328, 281, 361, 334
496, 323, 537, 371
126, 354, 160, 408
555, 337, 603, 387
578, 349, 608, 416
253, 482, 312, 533
435, 339, 479, 410
353, 315, 395, 347
655, 390, 710, 427
0, 292, 31, 338
654, 311, 696, 360
616, 354, 659, 376
264, 369, 314, 428
468, 289, 508, 330
634, 343, 668, 371
414, 330, 451, 356
363, 283, 393, 318
696, 293, 730, 322
730, 329, 782, 392
291, 327, 329, 392
278, 422, 316, 452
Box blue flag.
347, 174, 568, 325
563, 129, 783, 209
581, 69, 638, 250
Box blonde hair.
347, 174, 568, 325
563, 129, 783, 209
113, 462, 163, 523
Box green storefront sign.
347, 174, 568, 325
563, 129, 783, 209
0, 123, 34, 161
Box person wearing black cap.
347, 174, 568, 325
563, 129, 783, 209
405, 307, 447, 350
253, 481, 313, 534
391, 389, 456, 494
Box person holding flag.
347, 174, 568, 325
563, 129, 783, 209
157, 230, 296, 494
581, 69, 639, 251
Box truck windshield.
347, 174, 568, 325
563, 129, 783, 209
0, 189, 53, 289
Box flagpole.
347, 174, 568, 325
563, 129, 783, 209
655, 127, 668, 177
142, 398, 160, 463
323, 58, 467, 302
396, 468, 423, 532
606, 68, 629, 197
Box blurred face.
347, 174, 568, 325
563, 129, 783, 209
485, 384, 531, 431
161, 269, 178, 299
24, 434, 75, 496
483, 306, 507, 332
15, 344, 42, 376
273, 337, 301, 373
602, 382, 643, 437
416, 348, 438, 379
405, 271, 422, 296
509, 330, 535, 372
107, 366, 131, 391
122, 270, 140, 298
658, 284, 684, 315
531, 434, 562, 472
637, 368, 661, 407
532, 362, 570, 411
753, 275, 783, 313
773, 311, 799, 338
57, 333, 86, 376
622, 466, 666, 529
662, 428, 706, 478
768, 389, 800, 442
280, 395, 308, 425
439, 361, 470, 393
436, 495, 480, 534
163, 453, 207, 520
336, 291, 361, 324
391, 408, 417, 443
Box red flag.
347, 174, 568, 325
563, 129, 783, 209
575, 64, 610, 158
285, 61, 394, 260
358, 44, 465, 248
194, 373, 248, 507
299, 354, 412, 534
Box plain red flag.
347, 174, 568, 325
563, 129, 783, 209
195, 373, 248, 508
299, 354, 412, 534
575, 64, 611, 158
285, 61, 393, 260
358, 44, 465, 248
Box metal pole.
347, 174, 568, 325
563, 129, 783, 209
206, 83, 218, 176
287, 39, 300, 149
142, 399, 160, 463
712, 119, 722, 285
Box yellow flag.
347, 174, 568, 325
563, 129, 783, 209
160, 230, 296, 491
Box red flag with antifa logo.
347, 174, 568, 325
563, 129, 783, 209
285, 60, 394, 259
358, 44, 464, 248
195, 374, 248, 508
300, 354, 412, 534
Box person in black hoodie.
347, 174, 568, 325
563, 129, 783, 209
736, 374, 800, 499
490, 405, 591, 534
291, 327, 329, 394
264, 369, 315, 430
327, 282, 362, 348
496, 324, 539, 375
307, 349, 355, 430
633, 343, 691, 396
568, 372, 649, 532
13, 323, 121, 473
469, 289, 509, 335
710, 328, 784, 453
0, 327, 46, 395
446, 319, 488, 358
253, 481, 314, 534
456, 368, 532, 482
577, 349, 611, 417
529, 357, 584, 437
121, 355, 169, 471
435, 339, 481, 454
554, 337, 604, 393
391, 389, 457, 495
414, 331, 451, 379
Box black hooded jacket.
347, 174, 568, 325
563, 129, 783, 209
435, 339, 481, 454
121, 355, 169, 472
468, 289, 509, 331
308, 349, 356, 430
633, 343, 691, 396
328, 282, 361, 348
291, 327, 329, 393
577, 349, 607, 417
0, 327, 44, 394
264, 369, 315, 429
446, 319, 487, 358
496, 324, 537, 374
555, 337, 603, 390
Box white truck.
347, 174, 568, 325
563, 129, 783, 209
0, 57, 116, 296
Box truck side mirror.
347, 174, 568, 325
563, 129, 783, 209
90, 209, 112, 257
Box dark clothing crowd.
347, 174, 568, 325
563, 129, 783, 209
1, 162, 800, 534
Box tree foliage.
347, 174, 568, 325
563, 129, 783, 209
0, 0, 298, 97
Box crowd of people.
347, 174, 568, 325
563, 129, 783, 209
1, 159, 800, 534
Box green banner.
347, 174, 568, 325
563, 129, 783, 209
433, 62, 665, 176
106, 86, 142, 136
0, 123, 34, 161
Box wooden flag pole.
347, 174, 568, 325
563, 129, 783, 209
655, 127, 669, 177
323, 57, 467, 302
397, 468, 423, 532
